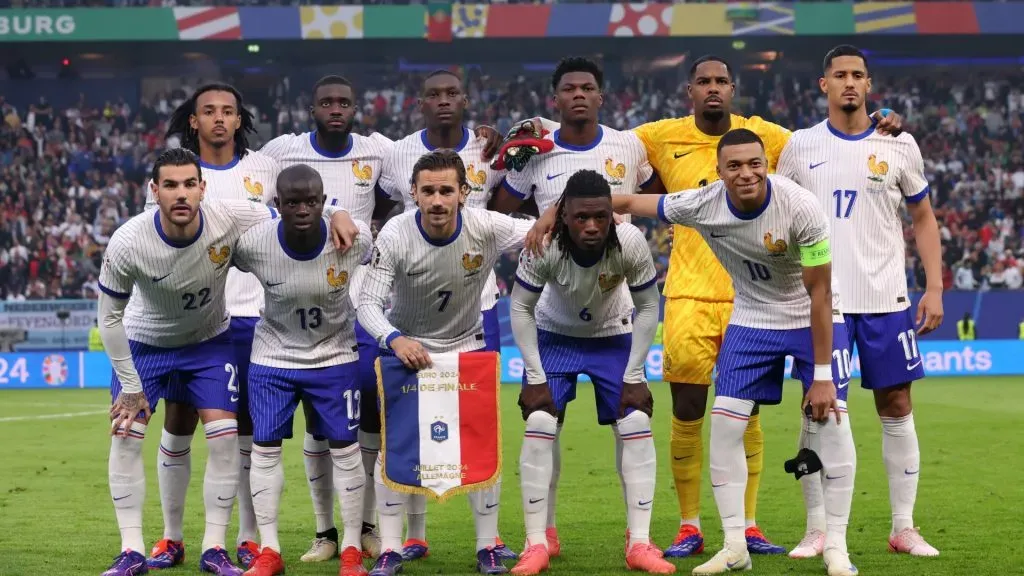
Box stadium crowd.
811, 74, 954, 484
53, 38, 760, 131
0, 66, 1022, 300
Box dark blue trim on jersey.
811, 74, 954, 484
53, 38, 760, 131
826, 118, 876, 141
154, 208, 205, 249
98, 281, 130, 300
656, 195, 670, 224
515, 275, 543, 293
554, 126, 604, 151
199, 156, 240, 171
629, 276, 658, 292
309, 131, 353, 159
267, 206, 278, 219
385, 330, 401, 349
415, 210, 463, 246
502, 176, 529, 200
420, 127, 470, 152
905, 185, 930, 204
726, 179, 772, 221
278, 219, 328, 261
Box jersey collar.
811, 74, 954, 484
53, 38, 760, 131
416, 210, 463, 246
420, 126, 469, 152
825, 118, 876, 141
726, 179, 772, 221
199, 156, 240, 171
277, 219, 328, 261
154, 208, 204, 249
554, 125, 603, 151
309, 131, 354, 159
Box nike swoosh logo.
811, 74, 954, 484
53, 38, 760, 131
346, 484, 365, 492
161, 462, 183, 468
252, 488, 268, 498
905, 468, 919, 475
638, 499, 653, 506
673, 455, 691, 461
385, 501, 402, 507
243, 465, 250, 471
309, 474, 326, 482
112, 494, 132, 501
825, 474, 846, 480
711, 482, 727, 488
407, 270, 427, 277
674, 152, 691, 159
710, 232, 727, 238
348, 423, 359, 430
486, 503, 499, 509
528, 498, 545, 504
546, 172, 566, 181
267, 281, 285, 287
217, 496, 234, 501
810, 161, 828, 170
727, 560, 744, 569
906, 360, 922, 370
152, 273, 171, 282
838, 381, 849, 389
746, 451, 762, 460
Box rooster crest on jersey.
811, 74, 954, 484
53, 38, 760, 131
462, 252, 484, 272
604, 157, 626, 186
466, 164, 487, 193
867, 154, 889, 182
763, 232, 788, 256
243, 176, 263, 201
327, 266, 349, 288
351, 160, 373, 187
208, 245, 231, 267
598, 273, 623, 293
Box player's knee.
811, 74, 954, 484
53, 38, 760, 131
670, 383, 709, 421
616, 410, 651, 434
525, 410, 559, 435
873, 384, 912, 418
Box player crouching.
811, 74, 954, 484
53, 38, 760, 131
231, 165, 374, 576
509, 170, 674, 575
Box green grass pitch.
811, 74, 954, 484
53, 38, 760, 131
1, 377, 1021, 575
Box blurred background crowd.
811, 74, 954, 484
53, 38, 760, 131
0, 55, 1022, 300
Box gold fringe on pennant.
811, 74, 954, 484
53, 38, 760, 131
376, 351, 503, 502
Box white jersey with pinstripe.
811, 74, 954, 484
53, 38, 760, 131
377, 127, 506, 312
144, 150, 281, 319
514, 223, 658, 338
358, 207, 533, 353
261, 130, 393, 309
777, 120, 928, 314
234, 217, 373, 369
98, 200, 278, 348
657, 175, 829, 330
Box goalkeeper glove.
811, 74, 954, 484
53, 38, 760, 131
490, 119, 554, 172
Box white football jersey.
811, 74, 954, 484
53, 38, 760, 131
261, 131, 393, 307
658, 176, 830, 329
514, 223, 658, 338
378, 127, 507, 312
234, 217, 373, 369
358, 208, 533, 353
144, 151, 281, 319
503, 125, 654, 215
777, 120, 929, 314
99, 200, 278, 348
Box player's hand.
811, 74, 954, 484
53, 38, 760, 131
802, 380, 839, 424
619, 381, 654, 419
391, 336, 432, 371
915, 287, 944, 336
490, 117, 554, 172
613, 213, 624, 225
518, 383, 557, 420
329, 210, 360, 252
474, 125, 502, 161
110, 391, 151, 437
525, 204, 559, 256
871, 109, 903, 137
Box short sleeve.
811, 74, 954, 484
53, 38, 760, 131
353, 219, 374, 265
899, 136, 930, 204
232, 229, 256, 274
501, 160, 538, 201
748, 117, 793, 172
618, 225, 658, 291
259, 134, 288, 160
792, 191, 830, 249
513, 249, 547, 294
775, 136, 801, 181
630, 132, 656, 192
261, 158, 281, 206
377, 146, 405, 203
224, 199, 278, 234
487, 211, 533, 252
98, 234, 134, 299
657, 189, 704, 228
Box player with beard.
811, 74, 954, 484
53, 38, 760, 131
261, 75, 503, 563
148, 83, 281, 571
376, 69, 515, 564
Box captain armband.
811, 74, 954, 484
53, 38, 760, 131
800, 239, 832, 267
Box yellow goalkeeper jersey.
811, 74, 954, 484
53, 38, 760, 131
634, 114, 792, 301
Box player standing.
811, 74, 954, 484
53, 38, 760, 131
149, 83, 281, 571
375, 69, 515, 563
509, 170, 673, 575
358, 150, 534, 576
231, 165, 373, 576
489, 57, 661, 555
612, 129, 859, 576
777, 45, 943, 558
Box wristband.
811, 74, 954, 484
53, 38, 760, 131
813, 364, 832, 381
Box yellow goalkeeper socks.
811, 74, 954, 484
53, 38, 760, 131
670, 416, 704, 524
744, 414, 765, 525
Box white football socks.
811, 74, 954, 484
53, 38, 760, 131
709, 397, 754, 547
406, 494, 427, 542
881, 413, 919, 534
469, 482, 501, 551
110, 421, 148, 553
359, 430, 381, 528
617, 411, 656, 548
520, 411, 557, 548
249, 445, 284, 553
818, 403, 856, 553
156, 429, 192, 542
374, 456, 407, 553
202, 419, 239, 552
547, 422, 562, 529
236, 435, 258, 546
332, 444, 365, 551
304, 432, 335, 534
798, 415, 827, 534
